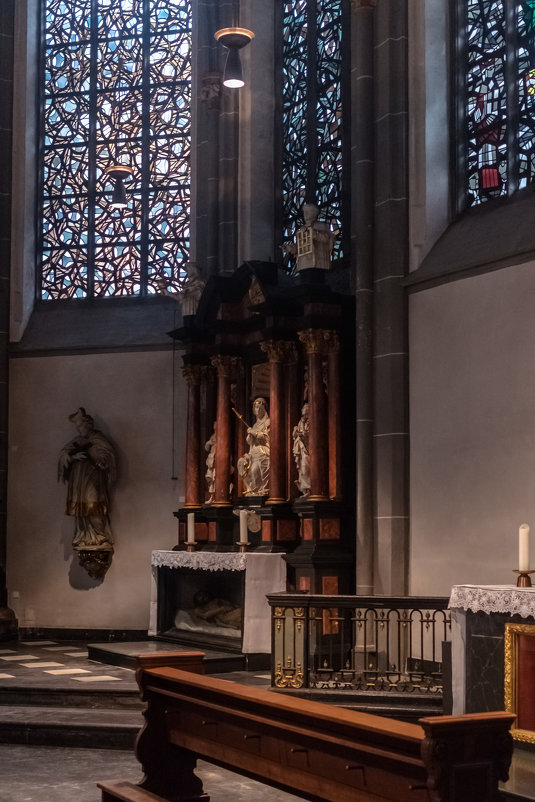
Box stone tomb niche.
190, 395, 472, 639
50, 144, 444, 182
158, 566, 243, 650
150, 550, 287, 654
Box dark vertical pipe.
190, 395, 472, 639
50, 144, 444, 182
0, 0, 15, 637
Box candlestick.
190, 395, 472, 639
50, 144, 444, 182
519, 523, 530, 572
513, 569, 535, 588
239, 509, 248, 543
186, 512, 195, 544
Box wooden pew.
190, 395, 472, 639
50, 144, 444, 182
98, 652, 515, 802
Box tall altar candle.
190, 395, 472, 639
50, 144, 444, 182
186, 512, 195, 544
239, 509, 248, 543
519, 523, 530, 572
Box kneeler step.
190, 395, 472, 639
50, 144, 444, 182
98, 780, 170, 802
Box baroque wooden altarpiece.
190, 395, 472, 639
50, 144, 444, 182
170, 262, 355, 594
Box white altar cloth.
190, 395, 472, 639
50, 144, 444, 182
449, 584, 535, 618
448, 584, 535, 714
149, 550, 287, 653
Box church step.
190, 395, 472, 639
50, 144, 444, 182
88, 640, 250, 673
281, 688, 444, 722
0, 685, 143, 709
0, 704, 141, 749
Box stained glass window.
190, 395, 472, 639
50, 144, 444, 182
40, 0, 191, 299
463, 0, 535, 206
281, 0, 344, 262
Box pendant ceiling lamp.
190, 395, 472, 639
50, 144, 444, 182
104, 164, 134, 210
214, 27, 255, 88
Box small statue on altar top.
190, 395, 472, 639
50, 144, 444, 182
237, 398, 270, 496
292, 402, 311, 497
282, 203, 337, 272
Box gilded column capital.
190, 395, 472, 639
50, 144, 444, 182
181, 364, 202, 386
298, 329, 335, 355
260, 340, 296, 363
210, 355, 237, 378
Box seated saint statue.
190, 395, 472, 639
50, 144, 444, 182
292, 402, 311, 497
283, 203, 337, 272
237, 397, 270, 496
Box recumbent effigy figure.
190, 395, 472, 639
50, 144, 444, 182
237, 397, 270, 496
58, 407, 117, 580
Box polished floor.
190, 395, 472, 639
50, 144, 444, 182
0, 744, 301, 802
0, 638, 534, 801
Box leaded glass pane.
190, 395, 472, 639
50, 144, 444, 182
40, 0, 191, 300
518, 1, 535, 187
466, 0, 507, 205
463, 0, 535, 204
281, 0, 344, 265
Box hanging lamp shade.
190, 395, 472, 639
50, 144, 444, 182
104, 164, 134, 210
214, 27, 255, 89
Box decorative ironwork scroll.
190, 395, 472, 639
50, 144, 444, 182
281, 0, 344, 264
40, 0, 191, 299
463, 0, 535, 206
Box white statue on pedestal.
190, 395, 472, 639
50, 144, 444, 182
237, 398, 270, 496
292, 402, 311, 497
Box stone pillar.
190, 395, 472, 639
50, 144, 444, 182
325, 332, 342, 501
298, 330, 329, 502
191, 0, 221, 277
351, 0, 375, 595
261, 340, 293, 504
211, 355, 234, 507
373, 0, 409, 595
181, 364, 202, 509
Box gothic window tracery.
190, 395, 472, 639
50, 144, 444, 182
40, 0, 191, 299
281, 0, 345, 263
462, 0, 535, 206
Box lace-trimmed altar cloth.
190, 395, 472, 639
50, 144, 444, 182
151, 550, 246, 572
449, 584, 535, 618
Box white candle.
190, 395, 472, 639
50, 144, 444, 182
186, 512, 195, 544
519, 523, 530, 572
239, 509, 248, 543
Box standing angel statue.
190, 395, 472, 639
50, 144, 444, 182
237, 398, 270, 496
58, 408, 116, 580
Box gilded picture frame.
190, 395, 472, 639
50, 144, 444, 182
504, 622, 535, 744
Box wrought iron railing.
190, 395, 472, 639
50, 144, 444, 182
268, 593, 451, 695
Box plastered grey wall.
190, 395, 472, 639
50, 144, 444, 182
7, 349, 185, 629
409, 261, 535, 595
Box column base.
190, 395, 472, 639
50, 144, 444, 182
0, 607, 17, 641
